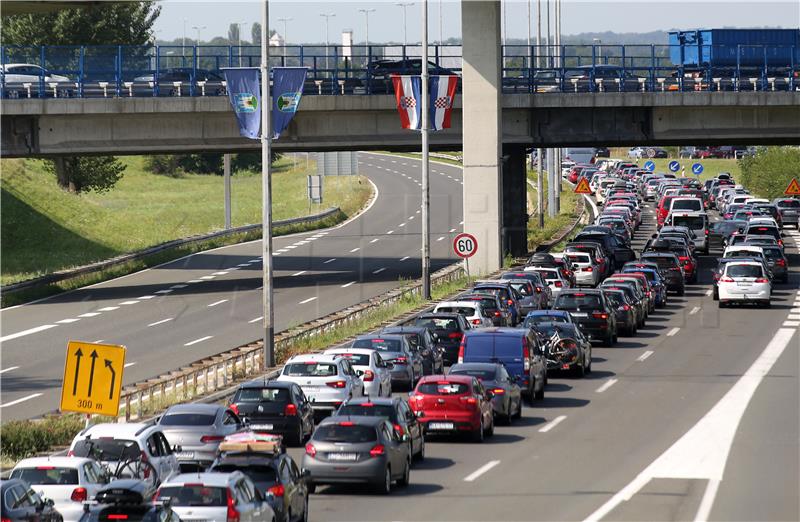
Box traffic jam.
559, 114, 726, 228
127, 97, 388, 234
5, 161, 799, 522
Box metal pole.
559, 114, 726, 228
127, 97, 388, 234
549, 150, 557, 218
396, 3, 414, 47
182, 18, 187, 56
546, 0, 551, 65
501, 0, 507, 78
527, 0, 532, 65
320, 13, 335, 74
537, 148, 544, 228
277, 18, 292, 60
261, 0, 275, 368
536, 0, 542, 68
438, 0, 443, 45
224, 153, 232, 229
421, 0, 431, 300
359, 8, 376, 48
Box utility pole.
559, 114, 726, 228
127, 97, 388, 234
277, 17, 292, 59
359, 8, 376, 49
438, 0, 443, 45
182, 18, 187, 56
527, 0, 532, 65
546, 0, 551, 65
223, 154, 232, 229
320, 13, 335, 73
261, 0, 275, 369
192, 25, 205, 45
536, 0, 542, 68
237, 21, 250, 67
421, 0, 431, 300
396, 3, 414, 47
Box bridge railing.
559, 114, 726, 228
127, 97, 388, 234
1, 43, 796, 98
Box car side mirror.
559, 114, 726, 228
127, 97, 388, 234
386, 362, 395, 369
356, 369, 364, 377
401, 433, 410, 442
172, 445, 182, 453
301, 469, 312, 479
416, 410, 426, 418
486, 390, 495, 399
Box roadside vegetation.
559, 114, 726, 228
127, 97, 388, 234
526, 168, 580, 251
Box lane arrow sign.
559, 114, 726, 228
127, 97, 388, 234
72, 348, 83, 396
87, 350, 98, 396
105, 360, 116, 400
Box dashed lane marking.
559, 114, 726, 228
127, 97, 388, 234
248, 316, 263, 324
595, 379, 618, 393
539, 415, 567, 433
689, 306, 700, 315
207, 299, 229, 307
292, 271, 307, 277
200, 275, 215, 280
350, 247, 361, 253
78, 312, 101, 318
155, 290, 173, 294
373, 268, 386, 274
667, 327, 681, 336
212, 272, 229, 276
637, 350, 655, 362
299, 297, 318, 304
342, 281, 356, 288
323, 258, 337, 264
170, 284, 188, 289
148, 318, 173, 327
0, 393, 43, 408
98, 306, 120, 311
138, 295, 156, 300
783, 320, 800, 327
124, 362, 137, 368
387, 230, 394, 235
119, 300, 139, 305
185, 336, 213, 346
437, 236, 446, 241
400, 256, 410, 262
56, 318, 80, 324
464, 460, 501, 482
0, 367, 20, 374
370, 238, 380, 243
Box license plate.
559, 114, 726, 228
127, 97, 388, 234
571, 312, 588, 317
328, 453, 358, 461
251, 424, 274, 431
737, 282, 752, 287
176, 451, 194, 459
428, 422, 454, 430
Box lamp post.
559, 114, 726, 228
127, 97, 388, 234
192, 25, 206, 44
358, 8, 376, 48
182, 18, 187, 56
260, 0, 275, 370
277, 17, 292, 59
320, 13, 335, 73
396, 2, 414, 47
237, 21, 250, 66
593, 38, 602, 63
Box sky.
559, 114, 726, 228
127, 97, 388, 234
154, 0, 800, 45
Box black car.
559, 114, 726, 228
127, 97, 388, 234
360, 59, 458, 94
601, 288, 638, 336
499, 271, 551, 310
380, 326, 444, 375
572, 232, 636, 269
413, 313, 471, 366
230, 380, 315, 447
78, 480, 176, 522
529, 322, 593, 377
336, 396, 425, 461
640, 252, 685, 295
209, 449, 309, 522
468, 281, 523, 326
1, 479, 62, 522
448, 362, 523, 423
552, 289, 617, 346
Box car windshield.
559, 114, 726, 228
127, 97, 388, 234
157, 486, 227, 507
604, 292, 626, 307
72, 439, 139, 461
776, 199, 800, 208
417, 382, 470, 395
533, 323, 575, 337
726, 265, 763, 278
415, 317, 458, 331
725, 250, 762, 259
672, 216, 705, 229
235, 387, 289, 403
507, 282, 531, 296
536, 270, 559, 281
524, 314, 568, 326
11, 467, 79, 485
314, 424, 377, 443
555, 294, 603, 309
211, 463, 277, 485
160, 413, 216, 426
746, 226, 779, 239
641, 256, 677, 269
449, 368, 496, 380
566, 254, 590, 264
333, 353, 371, 366
283, 363, 338, 377
671, 200, 701, 211
352, 338, 402, 352
436, 306, 478, 315
623, 269, 656, 282
762, 247, 783, 260
337, 404, 396, 420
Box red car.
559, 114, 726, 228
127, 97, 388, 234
656, 195, 679, 227
408, 375, 495, 442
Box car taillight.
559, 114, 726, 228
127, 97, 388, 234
522, 338, 531, 371
778, 239, 784, 247
394, 357, 408, 364
370, 444, 386, 457
776, 259, 786, 267
460, 396, 478, 406
326, 380, 347, 388
226, 489, 240, 522
305, 443, 317, 457
535, 287, 542, 293
492, 388, 505, 395
554, 281, 563, 287
67, 450, 74, 456
71, 487, 87, 502
448, 332, 463, 340
755, 278, 769, 283
507, 299, 514, 305
720, 276, 734, 282
645, 291, 652, 297
472, 319, 482, 325
107, 516, 128, 520
592, 312, 609, 319
362, 370, 375, 382
200, 435, 225, 444
284, 403, 298, 416
621, 305, 631, 311
596, 257, 604, 264
457, 339, 465, 364
583, 267, 593, 272
494, 311, 501, 317
229, 403, 239, 415
393, 423, 405, 436
267, 484, 285, 497
705, 229, 709, 235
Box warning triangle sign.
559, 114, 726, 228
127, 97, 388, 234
574, 177, 592, 194
785, 178, 800, 196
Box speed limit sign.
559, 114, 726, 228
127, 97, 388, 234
453, 233, 478, 259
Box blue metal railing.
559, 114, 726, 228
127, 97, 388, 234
1, 43, 796, 98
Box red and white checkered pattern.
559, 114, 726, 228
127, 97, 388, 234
401, 96, 416, 108
434, 96, 450, 109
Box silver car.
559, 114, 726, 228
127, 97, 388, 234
302, 416, 411, 494
158, 403, 243, 471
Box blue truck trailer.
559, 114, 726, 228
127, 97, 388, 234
669, 28, 800, 70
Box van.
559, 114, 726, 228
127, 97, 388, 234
457, 328, 546, 402
666, 211, 709, 253
565, 148, 597, 165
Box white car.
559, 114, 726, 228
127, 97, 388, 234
723, 244, 766, 264
557, 251, 600, 287
277, 354, 363, 417
433, 300, 493, 327
10, 457, 109, 522
68, 423, 181, 487
718, 261, 771, 308
324, 348, 393, 398
524, 266, 569, 298
1, 64, 70, 96
157, 472, 275, 522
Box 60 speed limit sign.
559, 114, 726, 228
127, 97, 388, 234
453, 233, 478, 259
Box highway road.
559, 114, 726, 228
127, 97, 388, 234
284, 201, 800, 522
0, 153, 464, 421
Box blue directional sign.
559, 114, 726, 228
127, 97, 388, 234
643, 160, 656, 172
691, 163, 704, 176
668, 160, 681, 172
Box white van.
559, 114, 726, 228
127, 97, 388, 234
666, 212, 709, 253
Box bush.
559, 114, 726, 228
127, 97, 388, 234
739, 147, 800, 199
0, 415, 85, 461
144, 155, 184, 177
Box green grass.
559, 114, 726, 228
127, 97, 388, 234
1, 156, 372, 285
607, 148, 742, 183
526, 170, 579, 251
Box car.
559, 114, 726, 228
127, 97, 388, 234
497, 278, 545, 316
78, 479, 177, 522
499, 272, 551, 310
524, 266, 570, 298
131, 68, 226, 96
772, 197, 800, 229
708, 220, 748, 251
156, 472, 275, 522
552, 289, 617, 346
379, 326, 445, 375
413, 313, 471, 366
408, 375, 495, 442
560, 251, 601, 287
303, 416, 412, 494
68, 423, 180, 488
711, 257, 763, 300
598, 280, 647, 327
433, 300, 494, 328
723, 245, 767, 264
572, 233, 637, 270
156, 403, 243, 471
665, 212, 709, 253
209, 433, 308, 522
621, 266, 669, 308
469, 281, 523, 326
335, 396, 425, 462
601, 288, 638, 336
526, 252, 578, 286
351, 334, 422, 391
521, 310, 574, 328
360, 58, 457, 94
1, 479, 62, 522
639, 252, 685, 295
743, 222, 784, 249
9, 458, 108, 522
324, 348, 394, 397
457, 327, 547, 402
758, 245, 789, 283
448, 363, 523, 423
1, 64, 71, 98
717, 261, 772, 308
276, 354, 364, 419
455, 292, 512, 326
529, 321, 593, 377
229, 380, 315, 446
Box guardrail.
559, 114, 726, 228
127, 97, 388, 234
1, 207, 340, 298
1, 43, 796, 98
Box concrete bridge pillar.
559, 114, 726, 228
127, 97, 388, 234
461, 0, 503, 275
502, 144, 529, 258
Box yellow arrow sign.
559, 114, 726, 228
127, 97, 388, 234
60, 341, 126, 417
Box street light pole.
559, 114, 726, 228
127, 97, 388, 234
593, 38, 602, 63
396, 3, 414, 47
358, 8, 376, 49
277, 17, 292, 59
237, 22, 250, 67
421, 0, 430, 300
438, 0, 443, 45
320, 13, 335, 74
192, 25, 206, 44
536, 0, 542, 68
182, 18, 187, 56
260, 0, 275, 369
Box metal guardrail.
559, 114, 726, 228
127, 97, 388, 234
1, 43, 797, 98
1, 207, 340, 297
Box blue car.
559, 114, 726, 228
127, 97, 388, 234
621, 267, 668, 308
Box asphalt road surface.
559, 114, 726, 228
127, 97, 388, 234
284, 199, 800, 522
0, 153, 464, 421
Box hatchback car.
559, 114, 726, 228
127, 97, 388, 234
433, 301, 493, 328
230, 380, 315, 446
718, 261, 772, 308
448, 363, 523, 424
408, 375, 495, 442
772, 197, 800, 229
379, 326, 445, 375
552, 290, 617, 346
639, 252, 685, 295
351, 334, 422, 391
77, 479, 176, 522
529, 322, 593, 377
276, 354, 364, 419
324, 348, 393, 397
413, 313, 471, 366
157, 404, 243, 471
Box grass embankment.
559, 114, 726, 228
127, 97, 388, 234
607, 148, 742, 183
526, 169, 579, 251
1, 156, 372, 287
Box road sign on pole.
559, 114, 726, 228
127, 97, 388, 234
668, 160, 681, 172
574, 177, 592, 194
453, 232, 477, 285
643, 160, 655, 171
691, 163, 704, 176
60, 341, 126, 417
785, 178, 800, 196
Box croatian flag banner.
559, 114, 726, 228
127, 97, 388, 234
391, 74, 458, 130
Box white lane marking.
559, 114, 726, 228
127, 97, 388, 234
248, 316, 264, 324
119, 300, 139, 305
370, 238, 380, 243
387, 230, 394, 235
595, 379, 618, 393
416, 209, 421, 214
78, 312, 101, 318
56, 318, 80, 324
373, 268, 386, 274
400, 256, 410, 261
0, 366, 20, 374
787, 314, 800, 320
450, 228, 457, 232
93, 340, 104, 343
459, 220, 464, 225
538, 415, 567, 433
583, 327, 798, 522
184, 336, 213, 346
307, 237, 318, 241
0, 393, 43, 408
200, 275, 215, 280
207, 299, 229, 308
689, 306, 701, 315
783, 320, 800, 327
295, 241, 310, 245
637, 350, 655, 362
273, 252, 282, 256
791, 308, 800, 313
299, 297, 318, 304
124, 362, 137, 368
138, 295, 156, 300
464, 460, 501, 482
249, 259, 261, 263
277, 249, 289, 253
212, 271, 229, 276
350, 247, 361, 253
324, 258, 337, 264
226, 267, 240, 271
98, 306, 120, 311
148, 318, 173, 327
437, 236, 445, 241
237, 263, 250, 267
398, 223, 406, 227
341, 281, 357, 288
187, 279, 204, 283
292, 271, 307, 277
408, 216, 415, 220
155, 289, 173, 294
170, 284, 188, 289
667, 327, 681, 336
